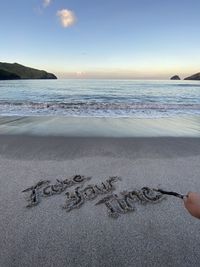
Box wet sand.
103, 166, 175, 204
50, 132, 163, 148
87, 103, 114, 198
0, 133, 200, 267
0, 115, 200, 137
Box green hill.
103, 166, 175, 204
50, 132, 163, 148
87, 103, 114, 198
0, 69, 21, 80
0, 62, 57, 80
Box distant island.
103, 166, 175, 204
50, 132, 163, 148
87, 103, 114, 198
0, 62, 57, 80
170, 75, 180, 80
170, 72, 200, 81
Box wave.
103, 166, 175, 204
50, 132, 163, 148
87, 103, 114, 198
1, 100, 200, 109
0, 101, 200, 117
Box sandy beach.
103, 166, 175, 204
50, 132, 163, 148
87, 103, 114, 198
2, 0, 200, 265
0, 124, 200, 266
0, 115, 200, 137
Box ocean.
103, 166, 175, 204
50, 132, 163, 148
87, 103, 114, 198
0, 79, 200, 117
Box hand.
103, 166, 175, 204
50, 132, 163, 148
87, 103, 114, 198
184, 192, 200, 219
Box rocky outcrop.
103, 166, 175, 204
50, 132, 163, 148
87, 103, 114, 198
0, 62, 57, 80
170, 75, 181, 80
184, 72, 200, 80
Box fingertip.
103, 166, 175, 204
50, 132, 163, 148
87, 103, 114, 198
183, 191, 190, 200
183, 196, 188, 206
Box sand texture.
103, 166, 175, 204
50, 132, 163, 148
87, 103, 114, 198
0, 136, 200, 267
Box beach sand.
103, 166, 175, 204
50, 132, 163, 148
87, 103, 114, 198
0, 115, 200, 137
0, 133, 200, 267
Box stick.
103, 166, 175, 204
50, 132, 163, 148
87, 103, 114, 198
154, 189, 186, 199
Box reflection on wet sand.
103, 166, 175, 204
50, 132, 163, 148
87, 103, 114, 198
0, 115, 200, 137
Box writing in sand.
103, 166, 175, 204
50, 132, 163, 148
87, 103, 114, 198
22, 175, 165, 218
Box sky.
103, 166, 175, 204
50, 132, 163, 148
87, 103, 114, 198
1, 0, 200, 79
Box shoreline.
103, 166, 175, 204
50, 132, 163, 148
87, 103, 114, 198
0, 115, 200, 137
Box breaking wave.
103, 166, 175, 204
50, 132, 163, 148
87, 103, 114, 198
1, 101, 200, 117
1, 79, 200, 118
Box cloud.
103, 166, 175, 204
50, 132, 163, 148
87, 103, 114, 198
57, 9, 76, 27
43, 0, 51, 7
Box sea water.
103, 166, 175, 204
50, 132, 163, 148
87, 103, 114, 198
0, 79, 200, 117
